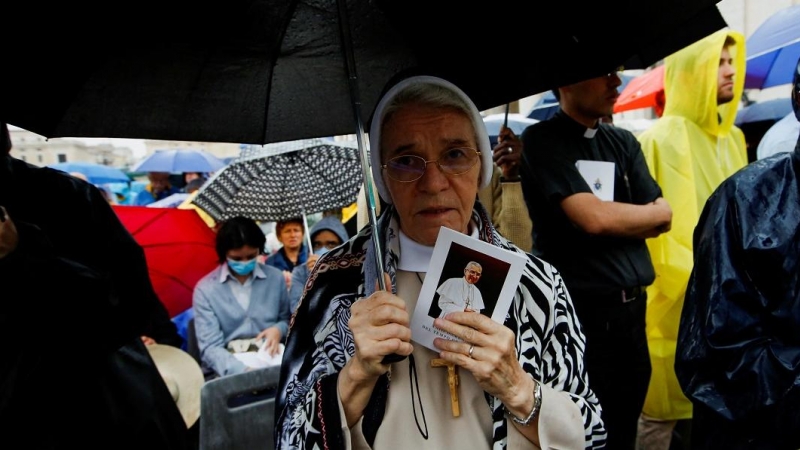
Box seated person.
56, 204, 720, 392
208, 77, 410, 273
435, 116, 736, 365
288, 215, 350, 312
193, 216, 291, 377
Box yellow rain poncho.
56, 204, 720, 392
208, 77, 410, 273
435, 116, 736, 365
636, 29, 748, 421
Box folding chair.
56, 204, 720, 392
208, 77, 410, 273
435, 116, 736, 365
199, 365, 280, 450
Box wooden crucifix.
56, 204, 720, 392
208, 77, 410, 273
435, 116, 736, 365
431, 358, 460, 417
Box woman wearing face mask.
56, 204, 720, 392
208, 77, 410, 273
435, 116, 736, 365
193, 216, 291, 378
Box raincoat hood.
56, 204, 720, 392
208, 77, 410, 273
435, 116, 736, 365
663, 29, 746, 138
309, 215, 349, 245
634, 28, 749, 422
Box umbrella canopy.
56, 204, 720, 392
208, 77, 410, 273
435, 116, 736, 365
757, 112, 800, 160
147, 192, 193, 208
744, 4, 800, 89
735, 98, 794, 126
192, 138, 363, 223
47, 161, 130, 184
614, 65, 665, 115
132, 149, 227, 173
112, 205, 219, 317
482, 113, 538, 146
1, 0, 726, 145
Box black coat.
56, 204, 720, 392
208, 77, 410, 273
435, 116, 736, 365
0, 154, 188, 449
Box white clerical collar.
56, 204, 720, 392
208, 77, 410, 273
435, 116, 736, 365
397, 223, 479, 273
583, 126, 598, 138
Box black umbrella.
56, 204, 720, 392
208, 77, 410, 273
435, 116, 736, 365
2, 0, 726, 145
1, 0, 727, 364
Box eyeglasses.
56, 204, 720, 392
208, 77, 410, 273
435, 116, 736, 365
382, 148, 481, 183
466, 269, 482, 276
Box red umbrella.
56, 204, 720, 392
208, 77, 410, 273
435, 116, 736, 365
113, 205, 218, 317
614, 65, 666, 116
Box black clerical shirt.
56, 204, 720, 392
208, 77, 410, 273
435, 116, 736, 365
520, 110, 662, 295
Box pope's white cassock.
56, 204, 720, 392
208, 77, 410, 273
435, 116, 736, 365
436, 277, 485, 318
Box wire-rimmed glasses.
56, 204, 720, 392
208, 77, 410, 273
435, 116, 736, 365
381, 148, 481, 183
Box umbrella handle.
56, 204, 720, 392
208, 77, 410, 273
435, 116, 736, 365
336, 0, 403, 365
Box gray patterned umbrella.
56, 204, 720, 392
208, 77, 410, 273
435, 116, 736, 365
191, 138, 363, 224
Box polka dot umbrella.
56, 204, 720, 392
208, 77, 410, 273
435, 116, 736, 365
192, 138, 363, 229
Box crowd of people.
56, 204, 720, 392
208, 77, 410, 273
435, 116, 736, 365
2, 24, 799, 450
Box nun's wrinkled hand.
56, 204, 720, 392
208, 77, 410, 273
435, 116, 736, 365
0, 206, 19, 259
433, 311, 530, 406
345, 273, 413, 381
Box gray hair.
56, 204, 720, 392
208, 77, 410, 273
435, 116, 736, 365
465, 261, 482, 272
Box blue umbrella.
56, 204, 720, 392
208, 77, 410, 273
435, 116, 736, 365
132, 149, 227, 173
527, 90, 560, 121
48, 161, 130, 184
745, 4, 800, 89
483, 113, 538, 146
735, 98, 794, 125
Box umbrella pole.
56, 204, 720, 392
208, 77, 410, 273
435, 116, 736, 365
338, 0, 405, 365
335, 0, 386, 292
302, 213, 313, 252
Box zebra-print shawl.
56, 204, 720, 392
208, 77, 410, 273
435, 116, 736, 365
275, 202, 606, 449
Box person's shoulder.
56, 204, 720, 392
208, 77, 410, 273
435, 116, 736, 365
259, 262, 285, 278
600, 122, 639, 142
264, 252, 280, 265
134, 189, 154, 204
196, 264, 223, 287
521, 118, 558, 140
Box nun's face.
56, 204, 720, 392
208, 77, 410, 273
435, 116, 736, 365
381, 103, 480, 246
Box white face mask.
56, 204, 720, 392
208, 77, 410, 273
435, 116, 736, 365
314, 247, 329, 256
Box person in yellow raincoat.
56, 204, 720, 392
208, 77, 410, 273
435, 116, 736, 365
635, 28, 748, 449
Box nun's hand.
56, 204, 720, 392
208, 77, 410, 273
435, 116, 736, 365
345, 273, 413, 381
338, 273, 413, 427
433, 311, 532, 409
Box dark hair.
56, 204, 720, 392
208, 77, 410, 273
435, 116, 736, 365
723, 35, 736, 49
215, 216, 266, 263
275, 217, 305, 236
184, 177, 207, 193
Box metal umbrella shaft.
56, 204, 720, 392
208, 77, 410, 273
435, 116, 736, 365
336, 0, 386, 293
302, 212, 313, 253
337, 0, 403, 365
